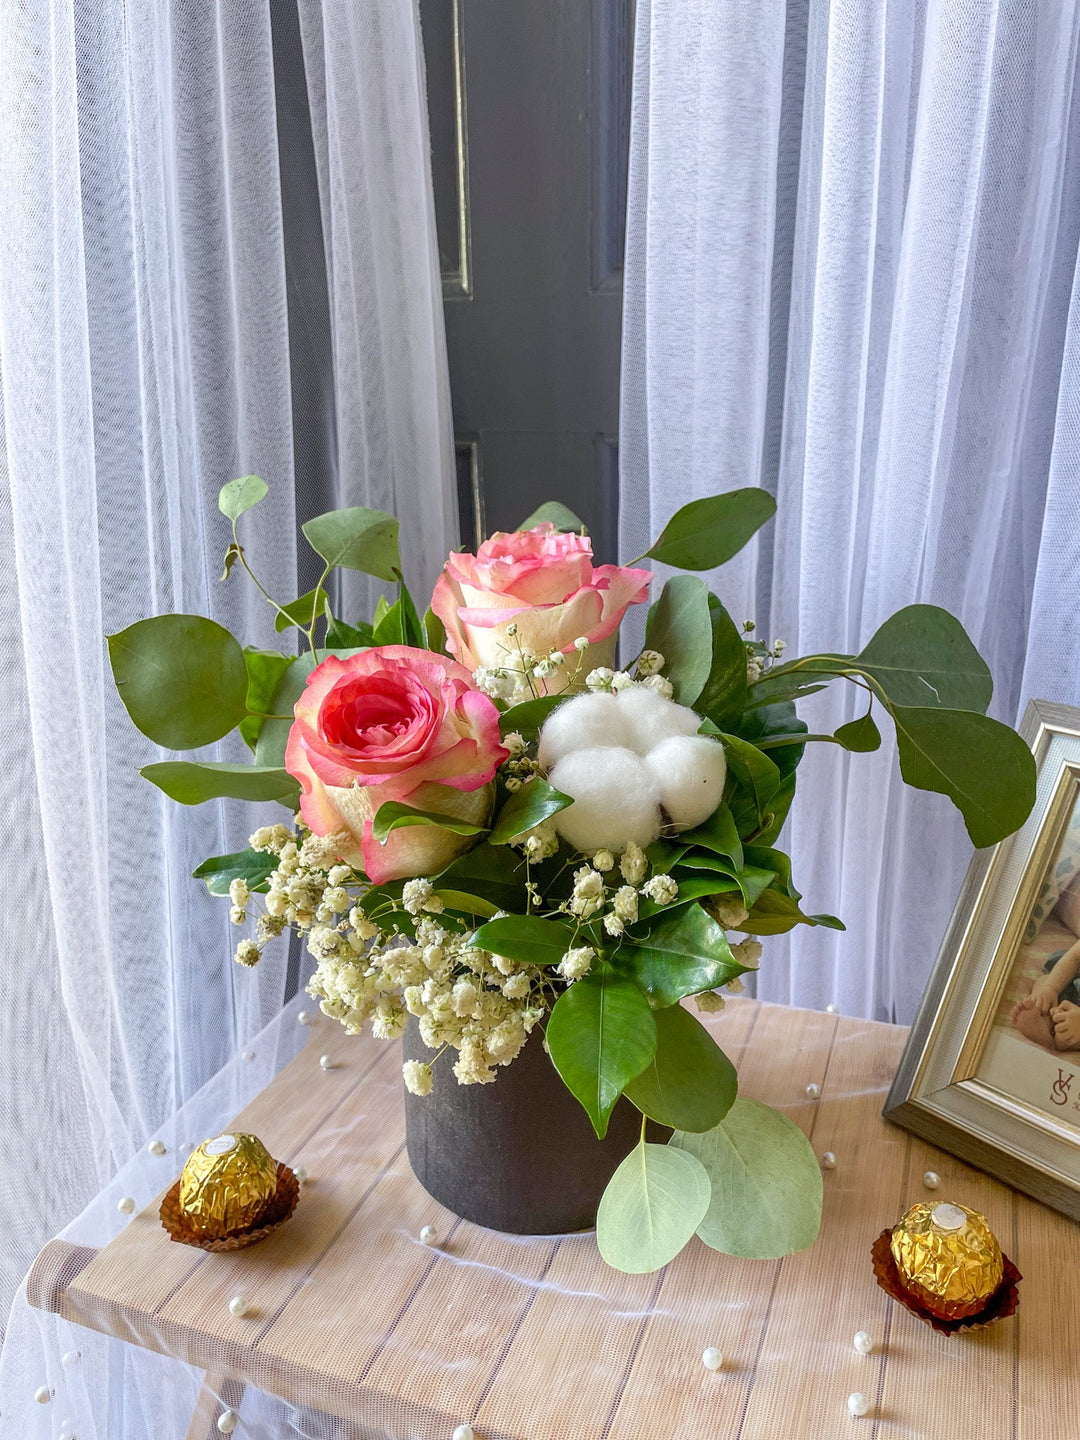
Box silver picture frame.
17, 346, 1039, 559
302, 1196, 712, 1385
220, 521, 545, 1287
885, 699, 1080, 1219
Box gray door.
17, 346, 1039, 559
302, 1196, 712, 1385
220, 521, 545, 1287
420, 0, 633, 562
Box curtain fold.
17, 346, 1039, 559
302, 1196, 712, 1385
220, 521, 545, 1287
621, 0, 1080, 1022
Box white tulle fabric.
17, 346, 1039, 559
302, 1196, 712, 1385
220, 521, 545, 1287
0, 0, 452, 1420
621, 0, 1080, 1024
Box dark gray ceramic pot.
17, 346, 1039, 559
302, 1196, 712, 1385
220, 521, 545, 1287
402, 1017, 666, 1234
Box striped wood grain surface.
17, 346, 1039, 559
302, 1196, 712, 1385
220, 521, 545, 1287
26, 1001, 1078, 1439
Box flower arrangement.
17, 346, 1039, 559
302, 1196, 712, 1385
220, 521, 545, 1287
108, 479, 1036, 1273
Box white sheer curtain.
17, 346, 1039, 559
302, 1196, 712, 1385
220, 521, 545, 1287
0, 0, 451, 1398
621, 0, 1080, 1024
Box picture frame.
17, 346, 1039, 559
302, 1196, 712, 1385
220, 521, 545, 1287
886, 698, 1080, 1220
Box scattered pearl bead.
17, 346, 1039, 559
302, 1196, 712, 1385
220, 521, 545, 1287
241, 1050, 255, 1063
298, 1010, 313, 1025
853, 1330, 873, 1354
847, 1391, 870, 1418
34, 1385, 51, 1404
294, 1166, 308, 1184
61, 1351, 81, 1368
701, 1347, 724, 1371
117, 1196, 136, 1215
228, 1295, 251, 1318
826, 1003, 839, 1015
319, 1054, 334, 1070
217, 1410, 238, 1434
147, 1139, 167, 1156
821, 1152, 836, 1170
923, 1170, 940, 1190
805, 1082, 821, 1098
420, 1224, 439, 1246
452, 1426, 475, 1440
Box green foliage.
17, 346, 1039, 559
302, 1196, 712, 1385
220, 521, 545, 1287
371, 802, 487, 843
423, 607, 447, 654
430, 890, 502, 920
108, 615, 250, 749
672, 1098, 823, 1258
720, 731, 782, 831
192, 848, 279, 895
141, 761, 300, 807
738, 888, 844, 935
435, 841, 530, 914
274, 588, 327, 633
834, 711, 881, 752
301, 506, 401, 581
253, 652, 316, 768
643, 489, 776, 571
469, 914, 578, 967
489, 778, 572, 844
618, 903, 748, 1006
624, 1005, 737, 1132
645, 575, 713, 706
498, 694, 566, 741
596, 1140, 711, 1273
218, 475, 267, 521
676, 855, 775, 908
853, 604, 992, 711
696, 597, 749, 731
323, 607, 375, 650
518, 500, 586, 532
238, 648, 293, 751
677, 801, 743, 869
372, 581, 425, 648
547, 965, 657, 1137
635, 875, 740, 922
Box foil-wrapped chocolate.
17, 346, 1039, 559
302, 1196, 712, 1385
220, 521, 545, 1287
889, 1200, 1004, 1321
178, 1133, 278, 1240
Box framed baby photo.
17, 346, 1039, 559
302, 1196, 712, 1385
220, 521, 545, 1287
886, 699, 1080, 1220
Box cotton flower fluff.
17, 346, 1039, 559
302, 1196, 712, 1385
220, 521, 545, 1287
548, 747, 663, 851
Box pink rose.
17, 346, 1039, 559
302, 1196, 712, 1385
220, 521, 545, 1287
285, 646, 507, 883
431, 524, 651, 676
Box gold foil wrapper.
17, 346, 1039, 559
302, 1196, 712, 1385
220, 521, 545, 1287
890, 1201, 1003, 1321
178, 1133, 278, 1240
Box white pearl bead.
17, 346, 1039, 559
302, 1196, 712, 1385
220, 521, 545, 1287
294, 1166, 308, 1184
923, 1170, 940, 1190
298, 1010, 313, 1025
147, 1139, 167, 1156
319, 1054, 334, 1070
34, 1385, 51, 1404
61, 1351, 81, 1368
853, 1330, 873, 1354
452, 1426, 475, 1440
420, 1224, 439, 1246
826, 1003, 839, 1015
701, 1347, 724, 1371
228, 1295, 251, 1318
241, 1050, 255, 1063
117, 1196, 136, 1215
217, 1410, 238, 1434
805, 1083, 821, 1098
820, 1152, 836, 1170
847, 1391, 870, 1417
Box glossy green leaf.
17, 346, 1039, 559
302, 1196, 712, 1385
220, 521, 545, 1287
371, 802, 487, 843
431, 889, 502, 920
677, 801, 743, 870
635, 876, 739, 923
469, 913, 578, 967
891, 704, 1037, 848
301, 506, 401, 581
108, 615, 250, 749
696, 597, 749, 732
323, 608, 374, 650
645, 575, 714, 707
218, 475, 268, 521
435, 841, 530, 914
644, 489, 776, 571
618, 903, 748, 1007
547, 966, 657, 1138
274, 588, 327, 633
489, 778, 572, 843
141, 761, 300, 807
673, 1098, 823, 1258
238, 648, 294, 751
192, 848, 279, 895
498, 694, 566, 740
743, 845, 799, 898
720, 733, 781, 822
739, 889, 844, 936
676, 855, 775, 908
423, 607, 448, 654
596, 1140, 711, 1273
834, 711, 881, 753
624, 1005, 737, 1132
518, 500, 586, 533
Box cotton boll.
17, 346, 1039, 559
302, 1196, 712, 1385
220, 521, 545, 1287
616, 684, 702, 755
537, 691, 629, 770
644, 735, 728, 829
549, 747, 662, 851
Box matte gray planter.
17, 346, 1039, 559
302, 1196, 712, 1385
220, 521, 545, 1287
402, 1017, 665, 1234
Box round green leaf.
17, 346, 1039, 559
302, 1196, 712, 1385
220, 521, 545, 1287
218, 475, 268, 521
856, 605, 992, 712
192, 848, 279, 895
624, 1004, 737, 1132
834, 712, 881, 752
597, 1141, 711, 1273
645, 575, 714, 707
518, 500, 586, 532
547, 966, 657, 1138
672, 1097, 823, 1258
618, 903, 746, 1007
301, 506, 401, 581
489, 778, 572, 843
645, 489, 776, 571
108, 615, 250, 749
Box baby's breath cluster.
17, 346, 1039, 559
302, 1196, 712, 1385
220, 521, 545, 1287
742, 620, 787, 685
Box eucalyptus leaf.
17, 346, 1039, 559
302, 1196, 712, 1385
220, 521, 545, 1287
644, 489, 776, 571
108, 615, 250, 749
302, 506, 401, 581
624, 1005, 737, 1132
239, 648, 293, 751
489, 778, 572, 844
547, 966, 657, 1138
323, 608, 374, 650
518, 500, 586, 533
218, 475, 268, 521
618, 903, 748, 1007
469, 913, 577, 967
856, 605, 992, 712
834, 711, 881, 753
596, 1141, 711, 1274
275, 588, 327, 633
192, 848, 279, 895
673, 1097, 823, 1258
645, 576, 714, 707
371, 802, 487, 843
141, 761, 300, 807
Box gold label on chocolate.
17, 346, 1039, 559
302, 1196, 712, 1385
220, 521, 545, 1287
179, 1132, 278, 1240
890, 1200, 1004, 1321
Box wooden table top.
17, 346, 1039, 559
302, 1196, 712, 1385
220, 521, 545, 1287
26, 999, 1079, 1439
